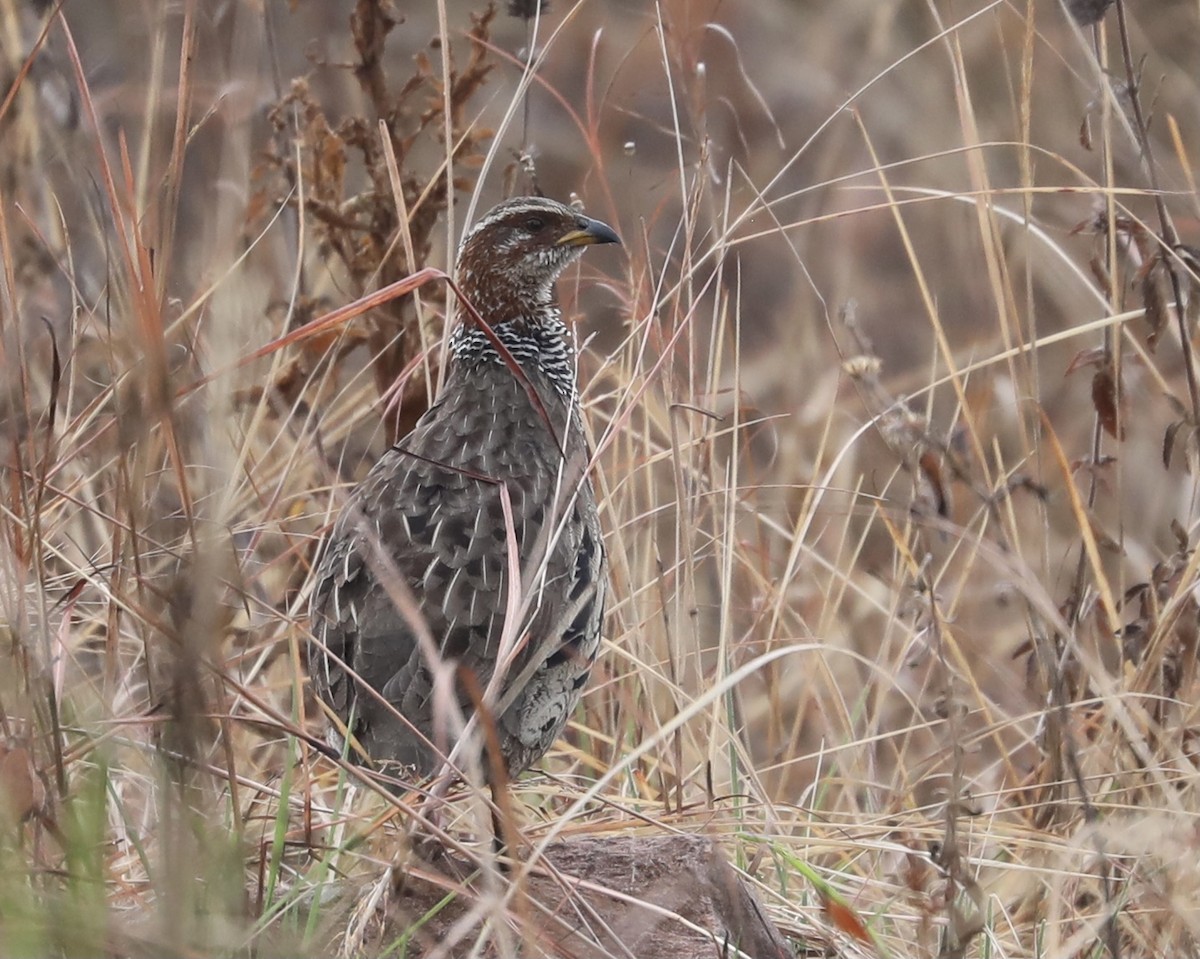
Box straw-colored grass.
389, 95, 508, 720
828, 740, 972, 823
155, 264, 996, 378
3, 0, 1200, 956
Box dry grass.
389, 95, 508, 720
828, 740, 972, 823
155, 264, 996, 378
4, 0, 1200, 956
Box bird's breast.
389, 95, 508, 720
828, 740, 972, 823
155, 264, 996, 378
420, 364, 578, 474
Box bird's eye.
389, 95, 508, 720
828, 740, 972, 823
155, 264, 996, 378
525, 216, 545, 233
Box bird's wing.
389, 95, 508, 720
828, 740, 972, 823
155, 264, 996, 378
308, 384, 579, 748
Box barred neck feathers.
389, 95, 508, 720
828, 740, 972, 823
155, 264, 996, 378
449, 307, 578, 400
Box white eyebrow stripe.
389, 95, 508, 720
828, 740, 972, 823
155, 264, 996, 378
458, 198, 572, 250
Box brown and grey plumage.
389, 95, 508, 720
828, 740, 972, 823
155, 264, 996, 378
309, 196, 620, 777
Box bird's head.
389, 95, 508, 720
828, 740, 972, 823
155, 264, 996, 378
454, 196, 620, 327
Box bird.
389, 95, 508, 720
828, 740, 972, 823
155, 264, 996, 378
309, 195, 620, 780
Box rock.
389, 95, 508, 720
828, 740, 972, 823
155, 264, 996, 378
375, 833, 793, 959
529, 834, 792, 959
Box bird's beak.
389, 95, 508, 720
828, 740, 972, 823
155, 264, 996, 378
556, 215, 621, 248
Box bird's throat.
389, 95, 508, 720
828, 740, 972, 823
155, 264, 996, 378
448, 307, 578, 401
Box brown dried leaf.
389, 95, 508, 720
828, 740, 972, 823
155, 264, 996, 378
1164, 420, 1186, 471
312, 129, 346, 200
1065, 345, 1108, 376
1092, 365, 1125, 441
1128, 223, 1157, 264
1069, 214, 1095, 236
1172, 517, 1189, 552
1139, 252, 1169, 351
1179, 245, 1200, 334
1121, 579, 1149, 608
1088, 255, 1112, 300
1089, 513, 1125, 555
820, 889, 872, 945
0, 743, 42, 823
918, 450, 950, 519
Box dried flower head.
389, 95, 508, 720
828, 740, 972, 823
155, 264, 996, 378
843, 355, 883, 380
1067, 0, 1114, 26
507, 0, 549, 19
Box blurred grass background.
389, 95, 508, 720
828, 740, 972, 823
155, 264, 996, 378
4, 0, 1200, 955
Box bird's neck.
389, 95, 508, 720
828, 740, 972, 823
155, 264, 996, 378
448, 299, 578, 400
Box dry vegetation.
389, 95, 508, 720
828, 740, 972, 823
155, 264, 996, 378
3, 0, 1200, 955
